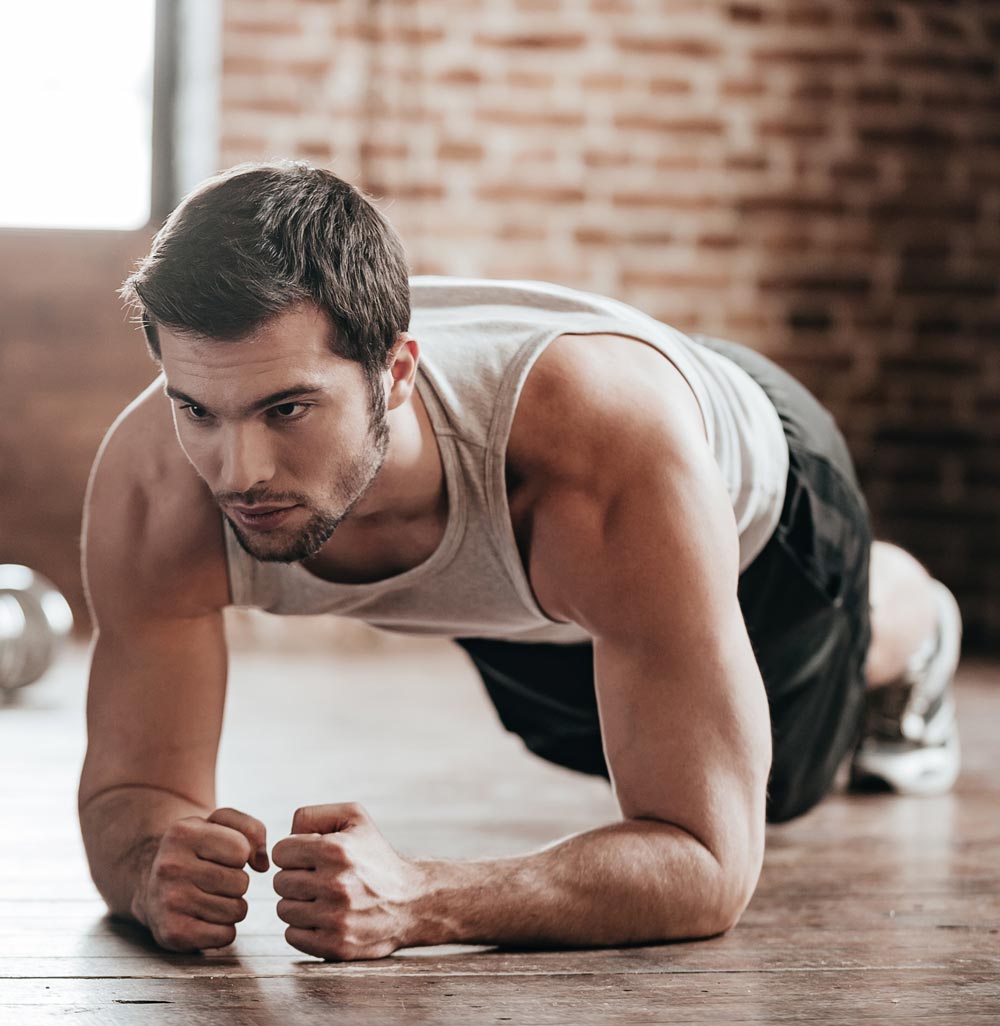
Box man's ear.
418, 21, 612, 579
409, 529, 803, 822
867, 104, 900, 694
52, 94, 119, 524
385, 333, 419, 411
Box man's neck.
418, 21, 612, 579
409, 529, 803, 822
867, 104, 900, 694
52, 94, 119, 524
303, 387, 449, 583
353, 386, 443, 527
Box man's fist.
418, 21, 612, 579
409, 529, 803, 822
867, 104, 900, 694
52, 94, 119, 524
132, 807, 269, 952
273, 802, 425, 961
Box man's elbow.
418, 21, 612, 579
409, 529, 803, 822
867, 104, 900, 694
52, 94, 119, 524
710, 874, 758, 936
699, 842, 764, 938
665, 822, 764, 940
670, 863, 757, 940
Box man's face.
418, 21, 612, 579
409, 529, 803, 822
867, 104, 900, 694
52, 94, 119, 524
159, 303, 389, 563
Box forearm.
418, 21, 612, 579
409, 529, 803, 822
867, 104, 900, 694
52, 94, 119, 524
78, 783, 210, 920
409, 817, 748, 950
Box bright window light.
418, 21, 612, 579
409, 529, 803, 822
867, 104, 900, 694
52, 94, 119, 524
0, 1, 157, 230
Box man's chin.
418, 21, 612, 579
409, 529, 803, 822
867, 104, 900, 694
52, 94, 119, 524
224, 516, 335, 564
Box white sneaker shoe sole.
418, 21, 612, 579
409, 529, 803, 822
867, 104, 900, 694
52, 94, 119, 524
851, 718, 961, 796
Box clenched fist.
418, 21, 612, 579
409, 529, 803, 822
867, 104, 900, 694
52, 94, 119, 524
273, 802, 426, 961
132, 807, 269, 952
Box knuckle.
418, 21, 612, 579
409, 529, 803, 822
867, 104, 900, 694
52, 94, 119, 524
154, 856, 185, 882
159, 827, 181, 849
174, 817, 200, 837
166, 817, 201, 846
274, 873, 299, 899
157, 915, 192, 951
161, 883, 191, 913
310, 925, 345, 959
285, 924, 318, 955
325, 877, 350, 901
320, 836, 347, 859
234, 898, 249, 923
320, 910, 348, 936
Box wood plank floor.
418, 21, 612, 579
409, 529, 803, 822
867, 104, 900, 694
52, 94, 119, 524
1, 633, 998, 1024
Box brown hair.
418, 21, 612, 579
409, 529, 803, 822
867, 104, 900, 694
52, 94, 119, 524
120, 161, 410, 389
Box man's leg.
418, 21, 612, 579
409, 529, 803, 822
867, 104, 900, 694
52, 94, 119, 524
687, 331, 962, 804
865, 540, 938, 687
853, 540, 962, 795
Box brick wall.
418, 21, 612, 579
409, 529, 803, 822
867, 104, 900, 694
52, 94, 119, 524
220, 0, 1000, 649
1, 1, 996, 650
0, 230, 157, 626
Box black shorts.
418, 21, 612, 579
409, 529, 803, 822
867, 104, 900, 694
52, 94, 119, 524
456, 334, 873, 823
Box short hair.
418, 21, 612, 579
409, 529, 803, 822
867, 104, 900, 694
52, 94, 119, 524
120, 161, 410, 386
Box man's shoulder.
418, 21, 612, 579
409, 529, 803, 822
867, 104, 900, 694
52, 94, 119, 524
508, 332, 709, 490
505, 333, 728, 624
508, 332, 742, 627
83, 377, 230, 624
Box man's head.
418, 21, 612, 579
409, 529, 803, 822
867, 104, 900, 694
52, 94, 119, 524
120, 161, 413, 563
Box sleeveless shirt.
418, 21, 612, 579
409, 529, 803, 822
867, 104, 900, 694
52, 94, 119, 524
224, 277, 789, 644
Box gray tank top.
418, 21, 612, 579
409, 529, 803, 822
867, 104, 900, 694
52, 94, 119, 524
224, 277, 789, 643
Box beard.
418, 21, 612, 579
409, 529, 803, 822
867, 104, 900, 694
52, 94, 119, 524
223, 387, 390, 564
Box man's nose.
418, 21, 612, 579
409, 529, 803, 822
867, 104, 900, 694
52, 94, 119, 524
218, 425, 275, 494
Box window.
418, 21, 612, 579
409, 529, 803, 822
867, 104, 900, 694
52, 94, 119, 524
0, 1, 158, 230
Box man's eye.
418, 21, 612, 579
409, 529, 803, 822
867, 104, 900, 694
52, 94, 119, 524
182, 404, 209, 420
270, 403, 306, 419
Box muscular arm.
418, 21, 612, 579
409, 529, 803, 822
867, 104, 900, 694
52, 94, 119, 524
405, 335, 772, 948
80, 617, 227, 918
78, 384, 235, 923
408, 478, 768, 947
409, 822, 730, 949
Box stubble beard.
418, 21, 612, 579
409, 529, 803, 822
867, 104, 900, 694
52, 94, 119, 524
225, 391, 391, 564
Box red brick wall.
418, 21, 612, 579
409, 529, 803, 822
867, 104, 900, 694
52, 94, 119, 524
1, 2, 997, 650
0, 230, 157, 626
219, 0, 1000, 648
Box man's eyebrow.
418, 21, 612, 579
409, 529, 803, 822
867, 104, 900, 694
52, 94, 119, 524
163, 384, 327, 414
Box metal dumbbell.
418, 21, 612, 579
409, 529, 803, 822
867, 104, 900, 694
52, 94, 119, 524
0, 565, 74, 690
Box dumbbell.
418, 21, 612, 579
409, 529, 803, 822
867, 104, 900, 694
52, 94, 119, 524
0, 565, 74, 690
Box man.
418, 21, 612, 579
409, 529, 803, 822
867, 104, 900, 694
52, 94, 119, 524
80, 161, 962, 961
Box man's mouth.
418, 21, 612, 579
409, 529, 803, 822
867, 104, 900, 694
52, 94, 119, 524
228, 504, 300, 531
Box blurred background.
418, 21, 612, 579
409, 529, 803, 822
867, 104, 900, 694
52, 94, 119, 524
0, 0, 997, 651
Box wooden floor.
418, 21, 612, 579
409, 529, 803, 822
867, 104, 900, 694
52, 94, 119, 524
2, 633, 998, 1025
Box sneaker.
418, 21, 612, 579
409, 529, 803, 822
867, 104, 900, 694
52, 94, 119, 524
850, 580, 962, 796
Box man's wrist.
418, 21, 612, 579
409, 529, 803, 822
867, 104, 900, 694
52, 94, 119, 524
125, 836, 162, 927
404, 857, 481, 948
